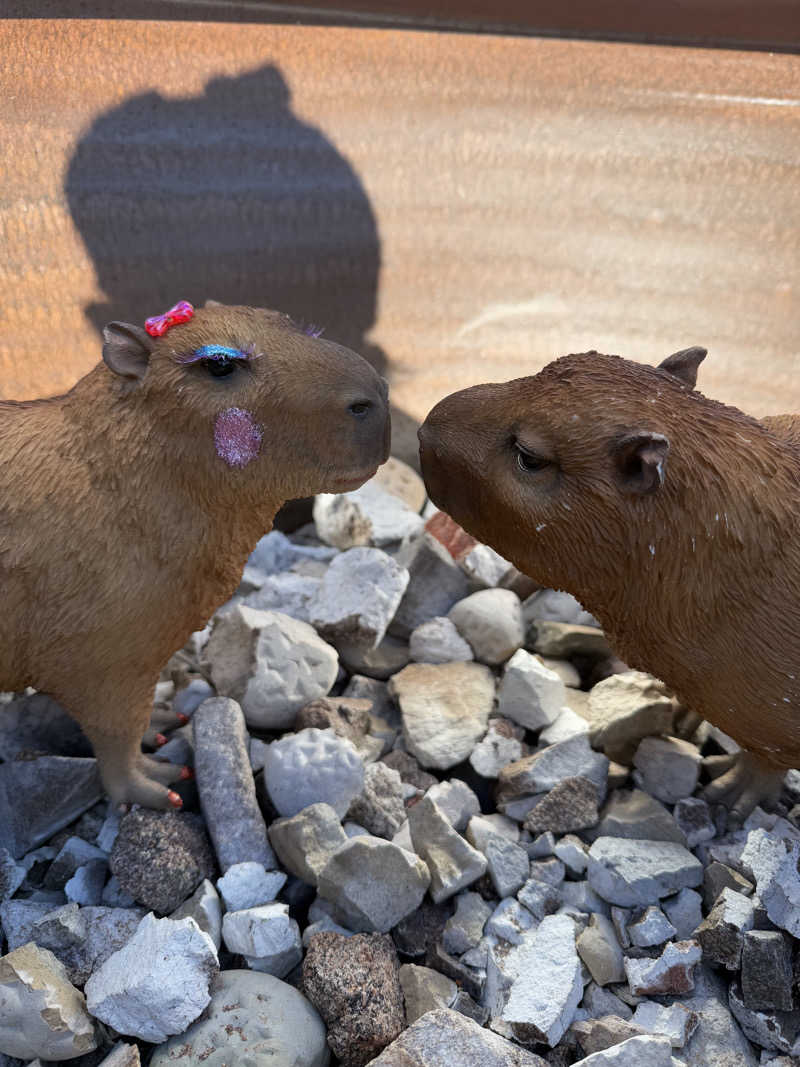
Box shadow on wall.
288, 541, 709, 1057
66, 64, 383, 369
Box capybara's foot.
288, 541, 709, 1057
139, 753, 189, 786
107, 755, 188, 811
702, 751, 783, 823
142, 707, 188, 748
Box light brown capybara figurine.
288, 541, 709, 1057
419, 346, 800, 817
0, 301, 389, 810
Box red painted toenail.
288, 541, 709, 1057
167, 790, 183, 808
176, 713, 190, 725
155, 733, 168, 747
179, 766, 194, 780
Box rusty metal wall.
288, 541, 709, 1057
1, 19, 798, 441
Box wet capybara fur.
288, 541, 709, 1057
0, 303, 389, 810
419, 347, 800, 816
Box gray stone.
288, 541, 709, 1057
400, 964, 458, 1023
528, 621, 612, 659
576, 914, 625, 986
317, 837, 430, 932
448, 589, 525, 666
571, 1035, 674, 1065
443, 892, 493, 955
554, 835, 589, 877
624, 940, 701, 996
702, 860, 754, 910
571, 1015, 648, 1057
486, 899, 538, 943
539, 706, 591, 744
501, 914, 582, 1047
410, 616, 475, 664
44, 835, 106, 890
741, 930, 794, 1012
391, 661, 494, 770
314, 481, 425, 548
673, 797, 717, 847
347, 761, 407, 839
695, 887, 754, 969
98, 1043, 143, 1066
0, 942, 97, 1061
587, 838, 703, 906
679, 965, 759, 1066
759, 838, 800, 938
517, 877, 561, 920
248, 528, 336, 575
524, 776, 600, 836
222, 903, 302, 977
466, 814, 520, 852
148, 968, 329, 1067
244, 570, 322, 623
631, 1001, 699, 1048
633, 736, 702, 804
728, 982, 800, 1055
366, 1007, 548, 1066
587, 672, 679, 762
205, 606, 338, 729
263, 727, 365, 818
337, 634, 411, 680
497, 735, 609, 808
460, 543, 513, 588
310, 547, 409, 648
427, 779, 482, 832
85, 913, 218, 1043
0, 900, 51, 950
497, 649, 566, 731
65, 860, 107, 906
483, 834, 530, 899
627, 905, 677, 948
109, 810, 216, 915
528, 857, 566, 887
0, 850, 25, 903
169, 879, 222, 950
173, 678, 215, 720
451, 989, 490, 1027
590, 789, 687, 846
192, 697, 276, 872
582, 983, 634, 1021
303, 931, 406, 1067
268, 803, 348, 886
372, 457, 427, 513
539, 656, 582, 688
0, 755, 102, 859
215, 862, 286, 911
408, 795, 487, 903
662, 888, 703, 941
469, 721, 524, 778
523, 589, 596, 627
392, 534, 471, 639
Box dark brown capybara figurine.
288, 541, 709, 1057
0, 301, 389, 810
419, 346, 800, 818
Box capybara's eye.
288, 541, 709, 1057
515, 444, 550, 473
204, 357, 237, 378
348, 400, 371, 418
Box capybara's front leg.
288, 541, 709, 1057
703, 750, 783, 823
76, 689, 187, 810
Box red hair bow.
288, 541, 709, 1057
144, 300, 195, 337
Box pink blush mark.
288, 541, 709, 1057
214, 407, 262, 468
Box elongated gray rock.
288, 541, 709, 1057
85, 913, 219, 1043
0, 942, 98, 1061
193, 697, 276, 872
587, 837, 703, 906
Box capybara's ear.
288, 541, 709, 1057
614, 431, 670, 494
658, 346, 707, 390
102, 322, 154, 381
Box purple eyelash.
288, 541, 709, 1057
173, 343, 262, 365
303, 324, 324, 338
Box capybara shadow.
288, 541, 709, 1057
0, 302, 389, 810
419, 347, 800, 817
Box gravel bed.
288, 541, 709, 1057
1, 459, 799, 1066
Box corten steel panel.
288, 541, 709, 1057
0, 19, 799, 444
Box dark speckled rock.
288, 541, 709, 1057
302, 932, 405, 1066
109, 810, 215, 915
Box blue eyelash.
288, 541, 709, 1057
175, 344, 260, 365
